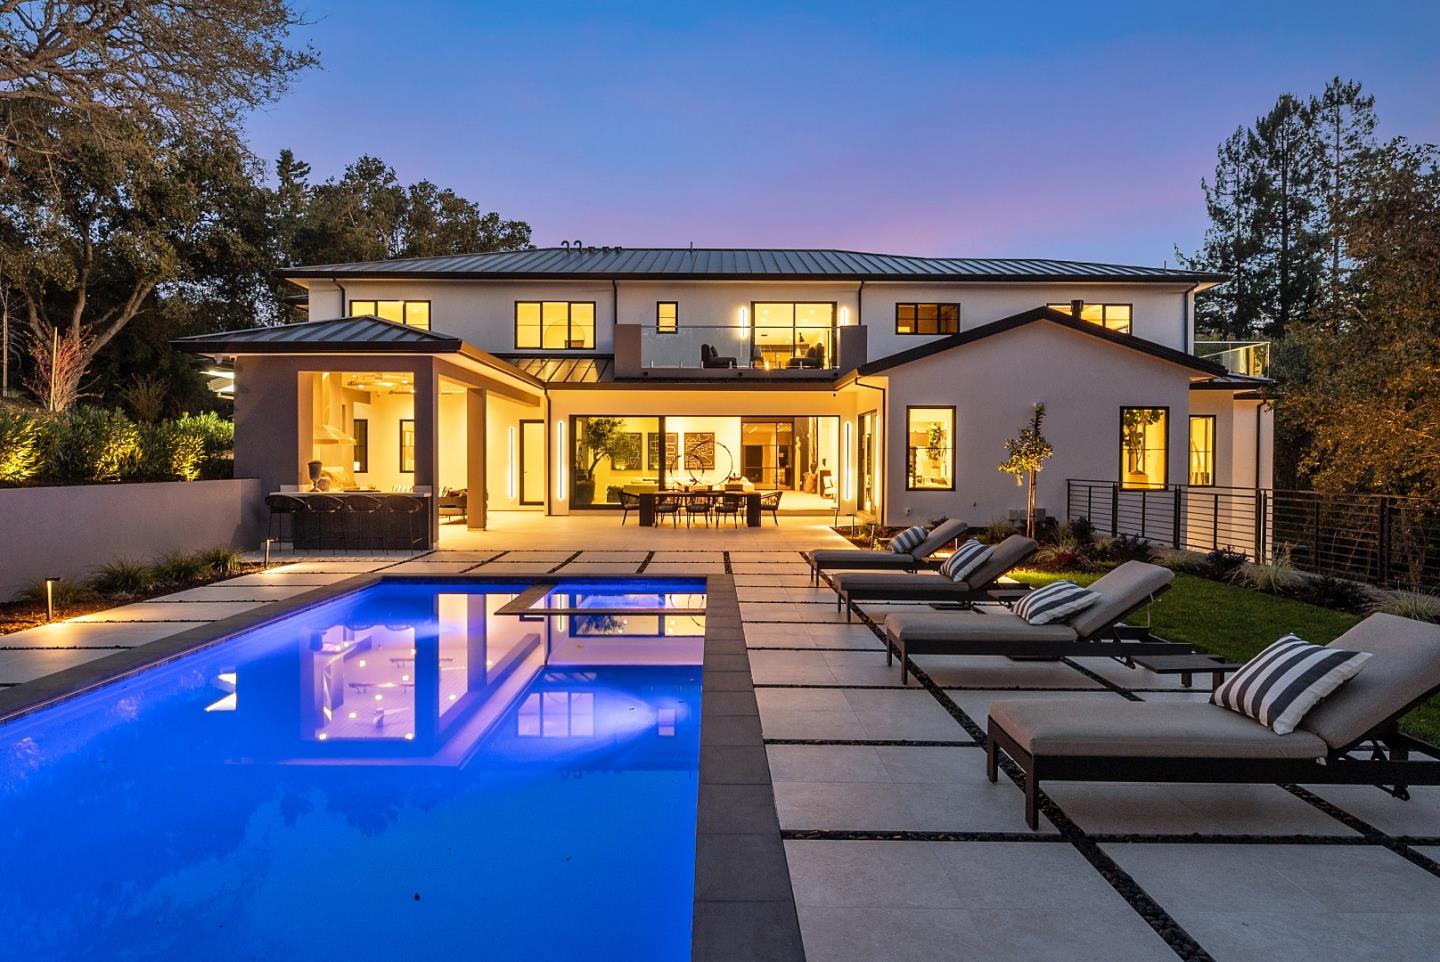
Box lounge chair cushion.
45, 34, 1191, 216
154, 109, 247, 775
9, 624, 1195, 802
1014, 580, 1099, 625
890, 525, 928, 554
809, 550, 921, 571
1065, 561, 1174, 639
1212, 634, 1371, 735
834, 571, 983, 597
908, 518, 970, 560
1298, 614, 1440, 750
988, 700, 1330, 759
886, 611, 1079, 646
940, 539, 991, 582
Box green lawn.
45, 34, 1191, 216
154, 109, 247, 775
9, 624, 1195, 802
1012, 568, 1440, 743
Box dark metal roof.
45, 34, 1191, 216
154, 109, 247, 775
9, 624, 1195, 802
279, 248, 1227, 284
852, 307, 1227, 378
171, 315, 463, 354
501, 355, 615, 384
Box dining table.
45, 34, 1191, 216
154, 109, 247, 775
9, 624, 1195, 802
636, 489, 769, 527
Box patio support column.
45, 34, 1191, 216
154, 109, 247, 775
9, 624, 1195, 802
467, 388, 486, 530
414, 361, 438, 548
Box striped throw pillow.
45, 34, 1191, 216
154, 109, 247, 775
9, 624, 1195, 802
1211, 634, 1371, 735
1013, 580, 1099, 625
889, 525, 928, 555
939, 539, 992, 583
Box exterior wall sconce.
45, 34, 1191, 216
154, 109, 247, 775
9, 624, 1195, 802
556, 420, 567, 500
739, 306, 749, 334
843, 423, 854, 501
840, 306, 850, 326
507, 426, 517, 499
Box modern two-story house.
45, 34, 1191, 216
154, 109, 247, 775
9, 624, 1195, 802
175, 247, 1271, 544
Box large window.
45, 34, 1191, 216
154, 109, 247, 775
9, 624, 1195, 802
1120, 407, 1168, 489
515, 301, 596, 350
906, 406, 955, 490
1189, 415, 1216, 486
656, 301, 678, 334
752, 302, 835, 369
399, 418, 416, 473
1048, 302, 1132, 334
571, 415, 659, 506
896, 303, 959, 335
350, 299, 431, 330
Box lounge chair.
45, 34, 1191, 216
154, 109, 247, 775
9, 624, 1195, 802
883, 561, 1178, 683
830, 535, 1039, 619
985, 613, 1440, 828
806, 517, 968, 587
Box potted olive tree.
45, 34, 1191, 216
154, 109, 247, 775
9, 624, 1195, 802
998, 403, 1054, 538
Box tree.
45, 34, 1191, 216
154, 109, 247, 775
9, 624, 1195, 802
1181, 93, 1327, 338
1307, 78, 1377, 308
0, 0, 315, 165
998, 404, 1054, 538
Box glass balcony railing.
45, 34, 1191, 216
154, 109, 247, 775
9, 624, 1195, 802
639, 325, 837, 371
1193, 340, 1270, 378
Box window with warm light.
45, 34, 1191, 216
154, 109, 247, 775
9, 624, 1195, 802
515, 301, 596, 349
752, 302, 835, 368
656, 301, 678, 333
1120, 407, 1168, 489
1048, 302, 1132, 334
399, 418, 415, 473
349, 299, 431, 330
906, 407, 955, 490
1189, 414, 1216, 486
353, 418, 369, 474
896, 303, 959, 335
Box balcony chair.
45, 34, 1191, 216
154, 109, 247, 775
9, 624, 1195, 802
786, 342, 826, 369
986, 613, 1440, 829
700, 343, 737, 369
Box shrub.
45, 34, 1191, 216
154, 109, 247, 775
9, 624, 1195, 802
983, 519, 1019, 544
173, 412, 235, 479
1103, 533, 1154, 563
90, 558, 157, 596
1295, 575, 1371, 613
154, 550, 212, 585
1154, 548, 1206, 575
0, 407, 44, 485
1032, 543, 1098, 572
1368, 590, 1440, 623
42, 407, 140, 483
130, 422, 206, 481
15, 577, 97, 608
197, 546, 244, 577
1063, 516, 1096, 547
1201, 547, 1249, 581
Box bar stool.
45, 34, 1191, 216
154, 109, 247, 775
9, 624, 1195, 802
307, 494, 346, 552
265, 494, 305, 550
342, 494, 384, 552
382, 495, 427, 551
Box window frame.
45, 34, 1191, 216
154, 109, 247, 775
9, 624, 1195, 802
1048, 302, 1133, 335
1118, 405, 1169, 490
656, 301, 678, 334
348, 299, 432, 330
894, 302, 960, 336
904, 404, 957, 492
514, 300, 597, 350
353, 418, 369, 474
399, 418, 415, 474
1188, 414, 1217, 487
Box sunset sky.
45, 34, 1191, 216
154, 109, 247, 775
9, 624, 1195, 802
247, 0, 1440, 265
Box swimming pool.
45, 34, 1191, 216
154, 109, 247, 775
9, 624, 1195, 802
0, 578, 705, 961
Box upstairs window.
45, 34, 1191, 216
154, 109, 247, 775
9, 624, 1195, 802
1120, 407, 1168, 489
1189, 415, 1216, 486
350, 300, 431, 330
896, 302, 959, 335
1048, 302, 1131, 334
657, 301, 678, 334
515, 301, 596, 350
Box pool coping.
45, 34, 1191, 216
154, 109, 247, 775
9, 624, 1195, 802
0, 570, 804, 962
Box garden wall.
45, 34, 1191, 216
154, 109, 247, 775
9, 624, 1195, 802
0, 479, 265, 600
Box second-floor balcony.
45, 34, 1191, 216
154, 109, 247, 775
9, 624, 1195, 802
614, 324, 867, 378
1193, 340, 1270, 378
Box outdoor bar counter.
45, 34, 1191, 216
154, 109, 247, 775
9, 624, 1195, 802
269, 490, 430, 550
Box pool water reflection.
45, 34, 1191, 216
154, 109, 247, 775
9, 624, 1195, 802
0, 580, 703, 961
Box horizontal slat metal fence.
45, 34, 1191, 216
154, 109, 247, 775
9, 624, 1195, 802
1066, 479, 1440, 588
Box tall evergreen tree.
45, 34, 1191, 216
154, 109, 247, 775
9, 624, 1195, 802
1305, 78, 1377, 308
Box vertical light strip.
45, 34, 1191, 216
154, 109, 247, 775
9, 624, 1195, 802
506, 426, 516, 499
840, 306, 850, 326
555, 420, 567, 500
739, 306, 749, 334
843, 422, 854, 500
